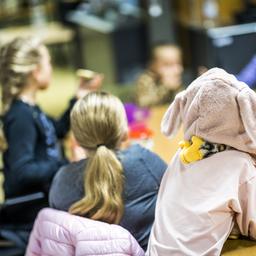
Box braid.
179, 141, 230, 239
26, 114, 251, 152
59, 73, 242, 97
0, 37, 42, 151
0, 37, 42, 112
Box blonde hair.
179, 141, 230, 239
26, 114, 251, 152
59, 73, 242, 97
69, 91, 128, 224
0, 36, 42, 112
0, 36, 43, 151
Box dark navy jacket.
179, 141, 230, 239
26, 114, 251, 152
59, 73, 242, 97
3, 99, 75, 198
49, 144, 167, 251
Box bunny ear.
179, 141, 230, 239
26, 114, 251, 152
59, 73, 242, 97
161, 91, 185, 138
237, 88, 256, 146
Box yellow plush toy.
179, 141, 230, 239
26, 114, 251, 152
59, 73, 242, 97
179, 136, 204, 164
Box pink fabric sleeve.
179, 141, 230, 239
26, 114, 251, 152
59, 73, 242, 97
237, 176, 256, 240
25, 214, 42, 256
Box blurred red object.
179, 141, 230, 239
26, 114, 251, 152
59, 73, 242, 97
128, 123, 154, 139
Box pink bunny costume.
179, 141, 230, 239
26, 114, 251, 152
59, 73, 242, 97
146, 68, 256, 256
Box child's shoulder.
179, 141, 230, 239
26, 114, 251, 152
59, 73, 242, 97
122, 143, 151, 156
5, 100, 36, 122
58, 159, 87, 176
225, 150, 254, 163
217, 150, 256, 182
137, 70, 156, 83
52, 159, 87, 187
209, 150, 255, 167
120, 143, 165, 165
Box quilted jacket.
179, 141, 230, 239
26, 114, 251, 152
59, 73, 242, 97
25, 208, 145, 256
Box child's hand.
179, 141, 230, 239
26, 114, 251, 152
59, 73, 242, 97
198, 66, 208, 76
81, 74, 104, 91
76, 74, 104, 99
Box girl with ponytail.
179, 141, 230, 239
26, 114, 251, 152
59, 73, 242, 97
49, 91, 167, 250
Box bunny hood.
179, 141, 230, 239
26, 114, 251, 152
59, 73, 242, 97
161, 68, 256, 155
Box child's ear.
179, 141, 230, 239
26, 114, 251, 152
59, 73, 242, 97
31, 64, 41, 81
119, 130, 129, 150
121, 130, 129, 142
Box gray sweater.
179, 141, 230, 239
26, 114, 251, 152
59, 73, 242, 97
49, 144, 167, 251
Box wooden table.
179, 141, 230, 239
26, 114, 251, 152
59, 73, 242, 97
147, 105, 256, 255
147, 105, 183, 163
0, 22, 74, 45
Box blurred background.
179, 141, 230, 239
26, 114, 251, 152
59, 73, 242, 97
0, 0, 255, 93
0, 0, 256, 200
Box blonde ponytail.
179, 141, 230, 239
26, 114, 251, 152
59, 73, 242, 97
69, 145, 124, 223
69, 92, 128, 224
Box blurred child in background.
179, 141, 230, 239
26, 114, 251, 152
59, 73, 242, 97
135, 43, 183, 108
0, 37, 89, 218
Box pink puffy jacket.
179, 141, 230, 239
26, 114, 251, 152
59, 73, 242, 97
25, 208, 145, 256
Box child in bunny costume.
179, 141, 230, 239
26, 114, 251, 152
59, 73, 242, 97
146, 68, 256, 256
